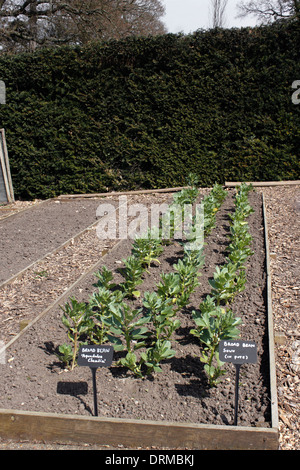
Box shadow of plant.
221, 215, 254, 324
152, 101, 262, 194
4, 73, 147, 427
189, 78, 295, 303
170, 354, 211, 397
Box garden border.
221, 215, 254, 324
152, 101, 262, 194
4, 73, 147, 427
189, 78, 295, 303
0, 190, 279, 450
225, 180, 300, 187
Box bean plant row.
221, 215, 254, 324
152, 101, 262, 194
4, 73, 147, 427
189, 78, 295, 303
57, 179, 230, 380
191, 183, 254, 386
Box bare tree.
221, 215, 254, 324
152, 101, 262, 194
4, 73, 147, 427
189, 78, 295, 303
101, 0, 167, 40
210, 0, 229, 28
0, 0, 167, 52
236, 0, 300, 24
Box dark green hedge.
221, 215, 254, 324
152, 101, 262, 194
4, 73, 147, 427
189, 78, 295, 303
0, 22, 299, 199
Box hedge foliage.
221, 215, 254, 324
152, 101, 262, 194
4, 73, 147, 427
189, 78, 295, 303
0, 22, 299, 199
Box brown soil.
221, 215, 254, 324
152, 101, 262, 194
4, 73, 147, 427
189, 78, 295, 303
0, 185, 299, 451
0, 190, 271, 429
0, 197, 113, 284
0, 193, 172, 342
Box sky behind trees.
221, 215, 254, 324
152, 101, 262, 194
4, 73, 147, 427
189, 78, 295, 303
162, 0, 258, 33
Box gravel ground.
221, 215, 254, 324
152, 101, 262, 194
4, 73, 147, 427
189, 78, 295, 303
0, 184, 299, 450
256, 185, 300, 451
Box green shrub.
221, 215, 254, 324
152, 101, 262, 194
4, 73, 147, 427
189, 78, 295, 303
0, 23, 299, 199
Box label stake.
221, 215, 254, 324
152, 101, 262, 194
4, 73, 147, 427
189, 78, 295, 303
234, 363, 241, 426
77, 345, 114, 417
219, 340, 257, 426
91, 367, 99, 417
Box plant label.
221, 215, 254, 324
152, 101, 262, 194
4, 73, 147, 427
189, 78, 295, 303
78, 345, 114, 417
78, 345, 114, 368
219, 340, 257, 364
219, 340, 257, 426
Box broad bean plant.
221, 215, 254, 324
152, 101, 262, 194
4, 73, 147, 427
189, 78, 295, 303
58, 180, 231, 382
191, 183, 254, 386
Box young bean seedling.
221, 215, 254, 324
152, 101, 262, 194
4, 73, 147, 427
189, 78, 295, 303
93, 266, 117, 291
108, 303, 151, 377
59, 297, 93, 370
191, 298, 242, 386
89, 287, 124, 345
140, 339, 176, 375
119, 255, 145, 299
143, 291, 180, 342
131, 228, 164, 270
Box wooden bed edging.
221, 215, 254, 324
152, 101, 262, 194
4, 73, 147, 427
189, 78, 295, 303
225, 180, 300, 187
57, 186, 189, 199
262, 194, 279, 431
0, 193, 279, 450
0, 409, 278, 450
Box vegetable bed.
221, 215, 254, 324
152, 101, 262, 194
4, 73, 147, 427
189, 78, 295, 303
0, 185, 277, 449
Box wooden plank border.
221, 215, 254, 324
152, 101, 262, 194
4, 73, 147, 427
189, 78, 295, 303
0, 409, 278, 450
0, 192, 279, 450
225, 180, 300, 187
57, 186, 190, 199
58, 180, 300, 199
262, 194, 279, 430
0, 131, 12, 204
0, 129, 14, 203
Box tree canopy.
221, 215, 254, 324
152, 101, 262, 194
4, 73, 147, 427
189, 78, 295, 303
0, 0, 167, 52
237, 0, 300, 24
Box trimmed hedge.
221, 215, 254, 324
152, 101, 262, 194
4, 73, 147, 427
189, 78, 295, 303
0, 22, 299, 199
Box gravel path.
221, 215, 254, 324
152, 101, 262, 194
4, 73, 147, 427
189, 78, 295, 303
0, 185, 299, 450
256, 185, 300, 451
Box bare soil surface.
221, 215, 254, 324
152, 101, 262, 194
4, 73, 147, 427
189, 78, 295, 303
0, 185, 299, 450
0, 197, 112, 284
0, 192, 270, 425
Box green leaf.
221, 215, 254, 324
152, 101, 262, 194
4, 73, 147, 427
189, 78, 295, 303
132, 290, 141, 298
